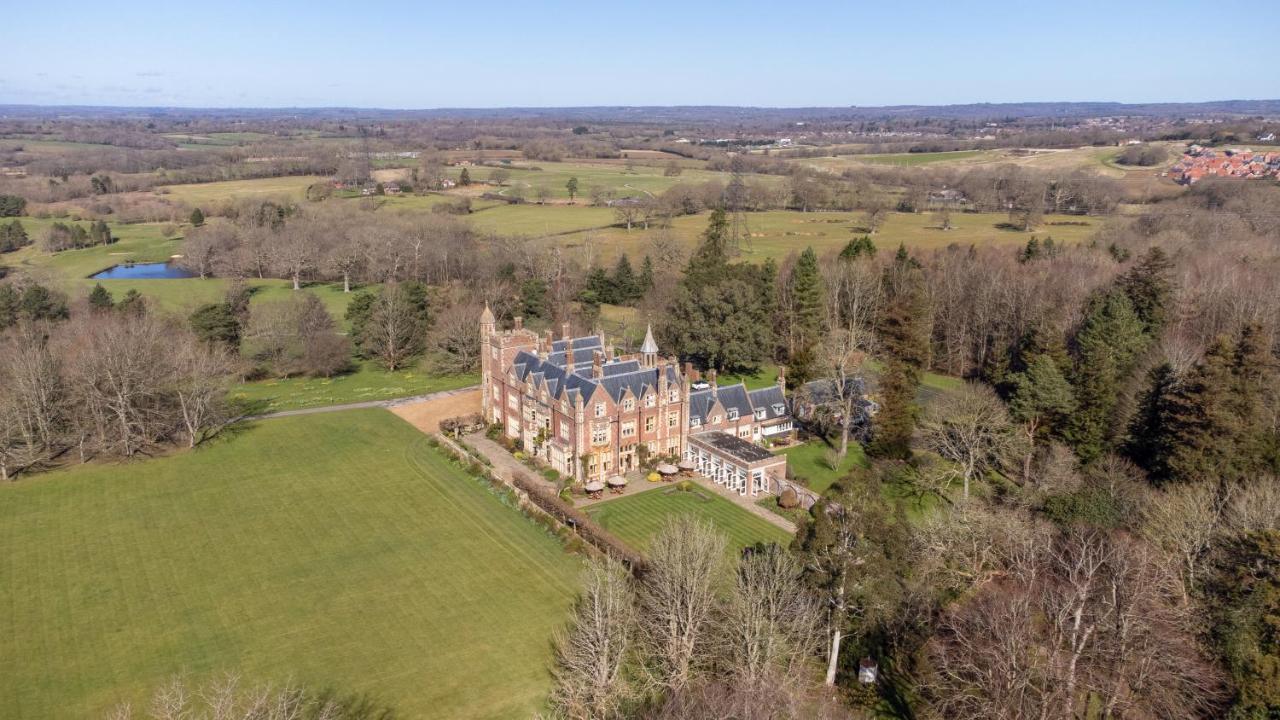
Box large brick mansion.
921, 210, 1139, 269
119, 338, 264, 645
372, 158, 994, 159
480, 306, 796, 495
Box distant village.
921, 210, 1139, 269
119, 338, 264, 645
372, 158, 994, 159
1169, 143, 1280, 185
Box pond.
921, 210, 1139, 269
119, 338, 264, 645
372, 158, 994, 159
89, 262, 196, 280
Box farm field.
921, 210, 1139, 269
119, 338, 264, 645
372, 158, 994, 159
467, 202, 618, 236
0, 410, 581, 720
232, 362, 478, 413
585, 485, 792, 554
447, 160, 733, 201
801, 149, 996, 170
157, 175, 326, 205
546, 209, 1102, 263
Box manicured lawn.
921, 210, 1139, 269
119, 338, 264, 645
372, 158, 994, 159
778, 438, 870, 495
232, 362, 478, 413
585, 485, 792, 554
0, 410, 581, 720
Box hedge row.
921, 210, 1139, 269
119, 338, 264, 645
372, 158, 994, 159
511, 472, 647, 574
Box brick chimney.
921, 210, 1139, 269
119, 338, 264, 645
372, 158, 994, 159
592, 350, 604, 379
513, 316, 523, 331
777, 365, 787, 395
561, 321, 571, 340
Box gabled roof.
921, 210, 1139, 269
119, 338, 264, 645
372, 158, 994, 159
748, 386, 788, 420
551, 335, 603, 354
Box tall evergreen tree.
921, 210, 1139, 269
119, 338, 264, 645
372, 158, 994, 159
788, 246, 825, 351
1066, 289, 1150, 462
1008, 354, 1076, 479
189, 207, 205, 227
1120, 246, 1175, 336
868, 251, 929, 460
638, 255, 655, 294
1124, 362, 1179, 480
612, 254, 639, 304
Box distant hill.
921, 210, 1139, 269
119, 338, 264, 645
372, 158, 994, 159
2, 100, 1279, 123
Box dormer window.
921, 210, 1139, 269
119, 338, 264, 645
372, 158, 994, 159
727, 409, 739, 421
754, 408, 766, 420
645, 394, 656, 407
691, 417, 701, 427
623, 398, 635, 411
772, 403, 786, 415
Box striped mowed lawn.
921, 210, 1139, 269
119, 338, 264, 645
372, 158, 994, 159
585, 485, 792, 554
0, 410, 581, 720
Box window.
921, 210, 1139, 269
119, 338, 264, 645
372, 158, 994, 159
645, 416, 655, 432
645, 394, 656, 408
669, 390, 679, 402
754, 408, 766, 420
595, 403, 606, 418
691, 417, 701, 428
623, 398, 635, 411
772, 403, 786, 415
621, 421, 636, 438
727, 408, 739, 421
711, 415, 721, 424
592, 426, 608, 445
739, 427, 751, 438
668, 412, 679, 428
507, 394, 519, 410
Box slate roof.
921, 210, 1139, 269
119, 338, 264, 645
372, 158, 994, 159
509, 339, 679, 407
688, 383, 755, 425
550, 335, 603, 354
748, 386, 789, 420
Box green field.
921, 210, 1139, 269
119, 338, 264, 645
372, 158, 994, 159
778, 438, 870, 495
233, 362, 478, 413
0, 410, 580, 719
449, 160, 733, 202
585, 485, 792, 554
546, 209, 1101, 263
158, 176, 326, 205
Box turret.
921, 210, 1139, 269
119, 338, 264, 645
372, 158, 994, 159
640, 323, 659, 368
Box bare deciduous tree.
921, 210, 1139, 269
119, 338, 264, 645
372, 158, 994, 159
918, 382, 1021, 499
550, 559, 636, 720
637, 516, 728, 693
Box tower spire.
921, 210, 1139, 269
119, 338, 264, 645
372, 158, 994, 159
641, 323, 658, 367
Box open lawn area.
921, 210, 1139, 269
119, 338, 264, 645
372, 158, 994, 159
448, 160, 733, 202
778, 438, 870, 495
157, 175, 326, 205
233, 362, 478, 413
546, 209, 1102, 263
585, 484, 792, 554
0, 410, 581, 720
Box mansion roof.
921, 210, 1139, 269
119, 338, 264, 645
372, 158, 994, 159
509, 340, 679, 407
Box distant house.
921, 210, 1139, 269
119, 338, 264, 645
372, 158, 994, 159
1260, 132, 1277, 142
384, 183, 402, 195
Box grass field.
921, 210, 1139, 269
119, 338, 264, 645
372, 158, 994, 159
449, 160, 732, 202
779, 438, 870, 495
233, 362, 478, 413
158, 176, 326, 205
0, 410, 581, 719
585, 485, 792, 554
547, 209, 1101, 263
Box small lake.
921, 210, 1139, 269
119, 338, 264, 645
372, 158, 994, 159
89, 262, 196, 280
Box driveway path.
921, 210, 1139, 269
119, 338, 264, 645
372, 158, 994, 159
242, 386, 479, 422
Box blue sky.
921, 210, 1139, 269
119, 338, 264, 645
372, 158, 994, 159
3, 0, 1277, 108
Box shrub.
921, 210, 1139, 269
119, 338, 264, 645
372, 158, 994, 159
778, 487, 800, 509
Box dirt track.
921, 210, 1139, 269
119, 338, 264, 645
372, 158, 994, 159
389, 388, 482, 434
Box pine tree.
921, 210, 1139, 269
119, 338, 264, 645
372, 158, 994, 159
612, 254, 638, 304
565, 176, 578, 201
1164, 338, 1239, 483
638, 255, 654, 293
1066, 288, 1150, 461
1009, 353, 1076, 477
87, 283, 114, 312
1124, 362, 1179, 480
1120, 246, 1175, 336
869, 253, 929, 460
788, 246, 825, 350
838, 235, 876, 261
459, 168, 471, 186
189, 208, 205, 227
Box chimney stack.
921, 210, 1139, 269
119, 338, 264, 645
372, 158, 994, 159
708, 368, 717, 388
592, 350, 604, 379
513, 316, 523, 331
542, 330, 553, 355
561, 321, 571, 341
777, 365, 787, 394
